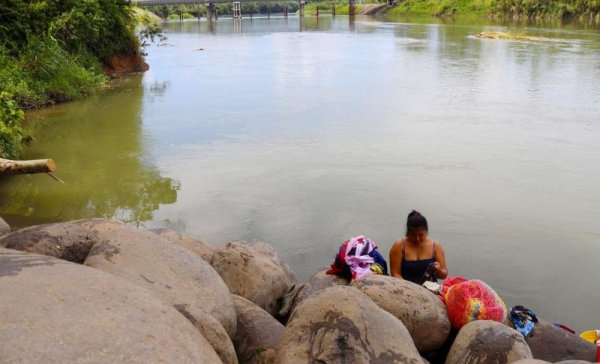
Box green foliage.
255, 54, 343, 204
383, 0, 599, 18
145, 2, 300, 18
491, 0, 600, 18
0, 37, 106, 109
386, 0, 489, 16
0, 0, 139, 60
167, 12, 196, 20
0, 0, 144, 158
0, 92, 27, 159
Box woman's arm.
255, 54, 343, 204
389, 240, 403, 278
433, 243, 448, 279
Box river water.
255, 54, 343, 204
1, 15, 599, 331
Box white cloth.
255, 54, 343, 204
344, 235, 376, 280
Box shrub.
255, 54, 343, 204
0, 91, 27, 159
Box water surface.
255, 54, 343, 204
2, 16, 599, 331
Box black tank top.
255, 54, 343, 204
401, 240, 436, 284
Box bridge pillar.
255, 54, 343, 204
233, 1, 241, 19
332, 4, 336, 16
284, 4, 288, 18
349, 0, 355, 16
207, 2, 217, 20
299, 0, 305, 17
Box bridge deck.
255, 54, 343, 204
135, 0, 299, 5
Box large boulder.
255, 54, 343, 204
446, 320, 533, 364
0, 216, 9, 235
70, 218, 129, 235
211, 241, 297, 316
514, 361, 595, 364
151, 227, 216, 262
84, 226, 237, 363
275, 286, 424, 364
189, 308, 239, 364
233, 295, 285, 364
517, 319, 597, 362
0, 218, 126, 263
0, 248, 221, 363
351, 275, 450, 353
287, 269, 349, 315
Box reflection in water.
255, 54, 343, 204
2, 17, 600, 331
233, 18, 242, 34
0, 76, 179, 227
147, 80, 170, 97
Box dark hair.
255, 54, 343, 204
406, 210, 428, 236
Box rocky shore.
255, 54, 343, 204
0, 217, 596, 363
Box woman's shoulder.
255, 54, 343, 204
392, 238, 404, 246
390, 239, 404, 251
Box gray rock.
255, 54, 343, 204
0, 218, 126, 263
351, 275, 451, 353
0, 248, 221, 363
69, 218, 130, 235
516, 319, 597, 362
191, 308, 239, 364
446, 320, 533, 364
211, 241, 297, 316
151, 227, 216, 262
233, 295, 285, 364
287, 269, 349, 316
511, 360, 551, 364
275, 286, 425, 364
84, 226, 237, 363
0, 216, 9, 235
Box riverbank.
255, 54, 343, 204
0, 2, 153, 159
0, 217, 597, 363
382, 0, 599, 21
146, 1, 599, 25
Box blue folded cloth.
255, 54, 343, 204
510, 305, 538, 337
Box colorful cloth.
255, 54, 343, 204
443, 278, 508, 329
326, 236, 388, 280
510, 305, 538, 336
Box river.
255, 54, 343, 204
1, 15, 599, 332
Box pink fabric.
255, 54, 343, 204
344, 235, 376, 280
344, 235, 376, 256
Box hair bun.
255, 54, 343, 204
408, 210, 421, 218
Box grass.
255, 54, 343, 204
384, 0, 492, 17
0, 36, 106, 110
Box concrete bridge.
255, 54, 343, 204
134, 0, 360, 18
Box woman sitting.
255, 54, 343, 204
326, 235, 388, 281
389, 210, 448, 284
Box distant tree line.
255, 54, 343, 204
386, 0, 599, 20
145, 3, 301, 18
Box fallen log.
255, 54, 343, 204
0, 158, 56, 176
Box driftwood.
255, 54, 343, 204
0, 158, 56, 176
475, 31, 548, 42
